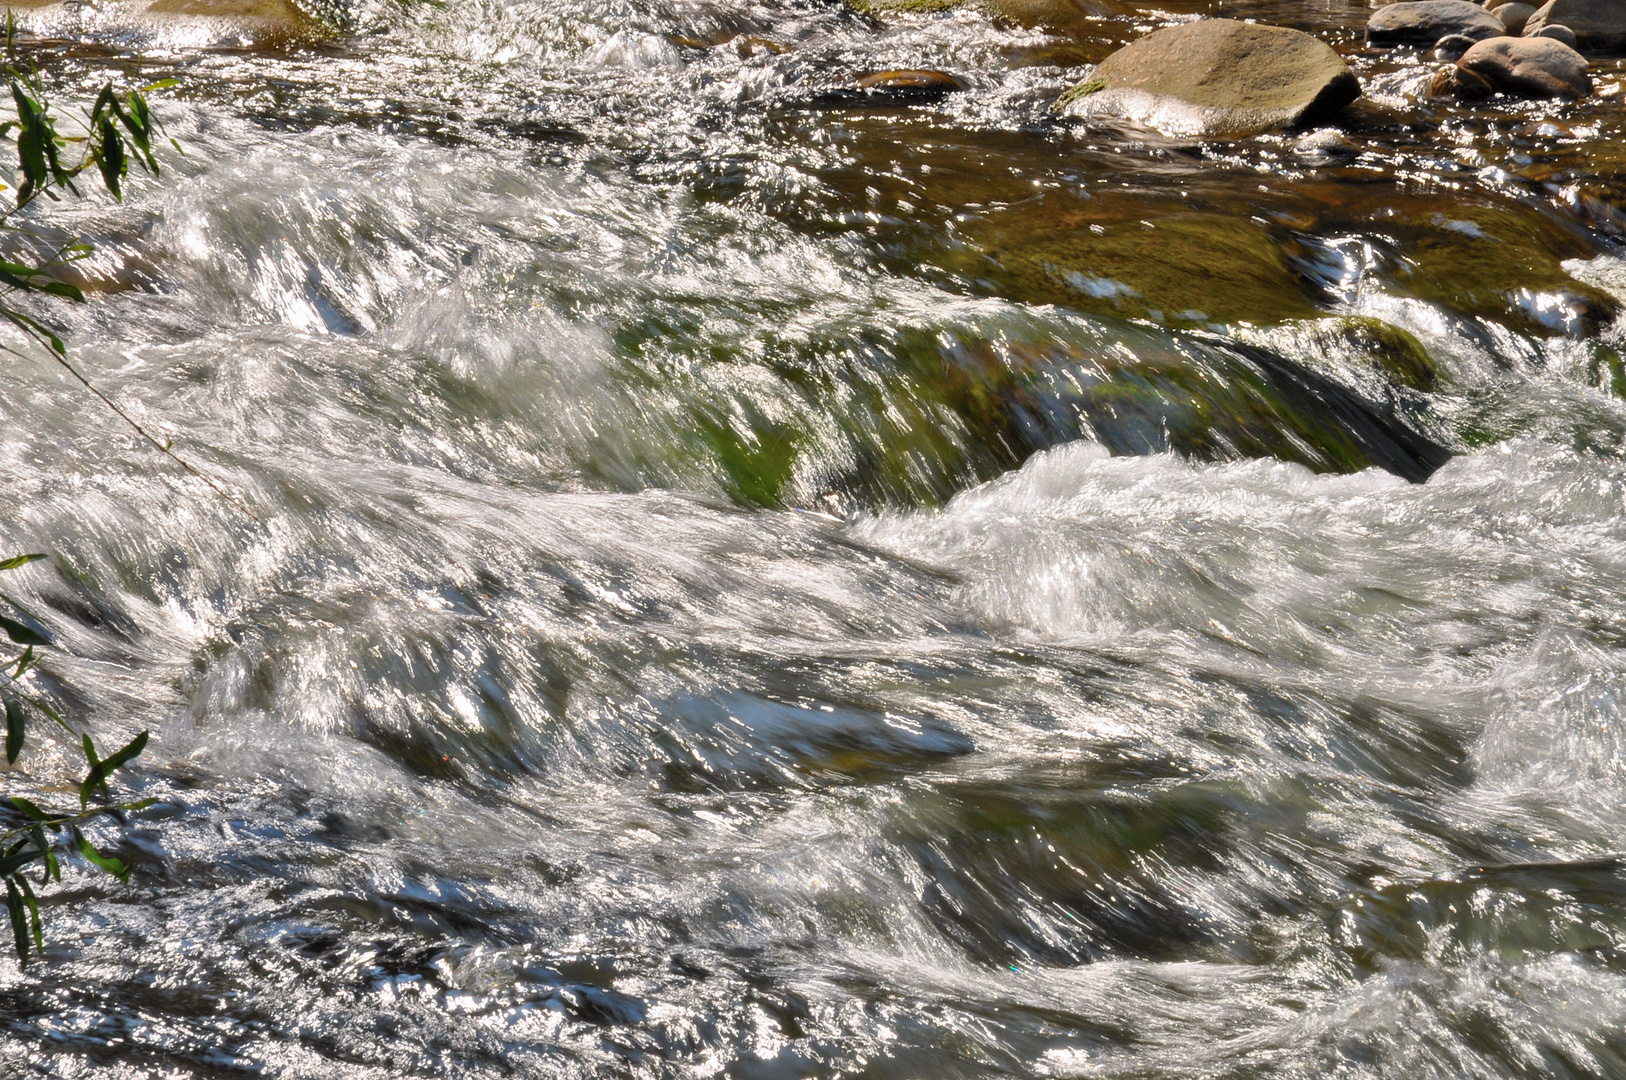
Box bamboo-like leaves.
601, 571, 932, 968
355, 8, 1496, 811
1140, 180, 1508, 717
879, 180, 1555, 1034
2, 557, 151, 966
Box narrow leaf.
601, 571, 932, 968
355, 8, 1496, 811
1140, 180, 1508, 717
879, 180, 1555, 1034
79, 729, 146, 807
0, 554, 46, 571
4, 695, 22, 764
7, 796, 48, 821
5, 878, 28, 966
0, 614, 48, 647
71, 828, 128, 882
17, 876, 41, 949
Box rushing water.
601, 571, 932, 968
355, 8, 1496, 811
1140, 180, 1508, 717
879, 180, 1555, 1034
2, 0, 1626, 1074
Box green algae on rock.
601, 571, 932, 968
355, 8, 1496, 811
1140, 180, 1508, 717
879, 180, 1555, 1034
1057, 20, 1360, 138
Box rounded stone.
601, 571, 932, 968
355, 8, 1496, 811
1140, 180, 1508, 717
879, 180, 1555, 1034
1294, 129, 1358, 156
855, 70, 966, 92
1367, 1, 1508, 44
1457, 34, 1592, 98
1530, 22, 1578, 46
1059, 19, 1360, 138
1522, 0, 1626, 50
1489, 1, 1537, 32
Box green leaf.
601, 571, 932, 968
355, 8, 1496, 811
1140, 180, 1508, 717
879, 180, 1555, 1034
0, 613, 48, 647
11, 82, 49, 203
7, 796, 48, 821
18, 876, 41, 949
2, 310, 67, 358
96, 114, 124, 202
38, 280, 84, 301
4, 694, 22, 764
5, 877, 28, 965
79, 729, 147, 807
71, 827, 128, 882
0, 553, 46, 571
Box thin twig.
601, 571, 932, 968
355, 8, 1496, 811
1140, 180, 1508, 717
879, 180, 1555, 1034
44, 347, 264, 524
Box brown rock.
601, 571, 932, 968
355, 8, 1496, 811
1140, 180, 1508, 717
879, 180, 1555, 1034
1522, 0, 1626, 50
1489, 1, 1537, 31
1060, 19, 1360, 138
1530, 23, 1579, 46
1458, 34, 1593, 97
855, 70, 966, 91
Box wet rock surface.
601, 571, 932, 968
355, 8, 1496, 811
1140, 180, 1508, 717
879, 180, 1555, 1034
1367, 0, 1509, 43
1059, 19, 1359, 137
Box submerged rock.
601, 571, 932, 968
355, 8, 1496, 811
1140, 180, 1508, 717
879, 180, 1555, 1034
1522, 0, 1626, 51
1058, 20, 1360, 138
1366, 1, 1507, 44
1457, 35, 1592, 98
1295, 129, 1358, 157
855, 70, 966, 92
814, 70, 965, 106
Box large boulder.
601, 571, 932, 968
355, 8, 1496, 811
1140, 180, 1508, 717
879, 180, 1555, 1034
5, 0, 324, 45
1366, 0, 1507, 43
1457, 34, 1592, 96
1058, 19, 1360, 138
1521, 0, 1626, 50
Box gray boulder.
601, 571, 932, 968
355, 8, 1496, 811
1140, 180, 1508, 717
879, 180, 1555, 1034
1059, 19, 1360, 138
1367, 1, 1507, 43
1522, 0, 1624, 49
1457, 34, 1592, 96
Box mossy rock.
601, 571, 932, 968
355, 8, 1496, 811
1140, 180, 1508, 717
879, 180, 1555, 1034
943, 198, 1326, 326
1270, 316, 1442, 393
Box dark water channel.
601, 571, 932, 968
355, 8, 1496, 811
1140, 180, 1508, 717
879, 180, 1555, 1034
2, 0, 1626, 1074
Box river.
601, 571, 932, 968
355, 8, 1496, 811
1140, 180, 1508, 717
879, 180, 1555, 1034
1, 0, 1625, 1075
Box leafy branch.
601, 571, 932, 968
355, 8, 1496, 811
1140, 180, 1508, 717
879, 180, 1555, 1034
1, 553, 150, 968
0, 30, 258, 521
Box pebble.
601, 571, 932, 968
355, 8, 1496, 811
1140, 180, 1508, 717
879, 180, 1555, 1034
1294, 129, 1358, 157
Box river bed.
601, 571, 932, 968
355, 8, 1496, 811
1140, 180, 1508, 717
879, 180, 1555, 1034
2, 0, 1626, 1075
